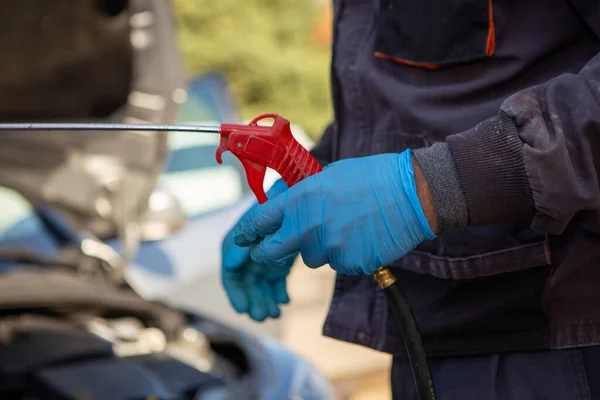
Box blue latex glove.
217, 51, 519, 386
221, 178, 294, 322
233, 150, 436, 275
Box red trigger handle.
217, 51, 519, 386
216, 114, 323, 204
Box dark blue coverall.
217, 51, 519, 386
306, 0, 600, 398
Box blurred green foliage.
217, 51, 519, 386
172, 0, 333, 140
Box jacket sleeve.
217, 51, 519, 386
309, 122, 335, 168
414, 51, 600, 236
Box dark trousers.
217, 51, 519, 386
392, 346, 600, 399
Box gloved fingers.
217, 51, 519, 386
298, 229, 327, 269
250, 231, 299, 267
221, 271, 250, 313
247, 259, 289, 278
222, 229, 251, 271
266, 178, 289, 198
234, 197, 285, 247
247, 282, 281, 320
272, 279, 290, 305
328, 251, 363, 276
300, 252, 327, 269
262, 282, 281, 319
221, 229, 252, 313
247, 283, 269, 322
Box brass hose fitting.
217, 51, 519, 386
372, 266, 397, 289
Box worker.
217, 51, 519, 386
222, 1, 600, 398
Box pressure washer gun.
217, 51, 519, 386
0, 113, 436, 400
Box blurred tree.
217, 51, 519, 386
172, 0, 333, 140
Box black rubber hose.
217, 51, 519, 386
382, 279, 437, 400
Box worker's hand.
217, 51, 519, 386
221, 178, 295, 322
233, 150, 437, 276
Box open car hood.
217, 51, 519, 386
0, 0, 185, 243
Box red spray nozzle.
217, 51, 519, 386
216, 114, 322, 204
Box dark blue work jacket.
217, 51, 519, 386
309, 0, 600, 357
